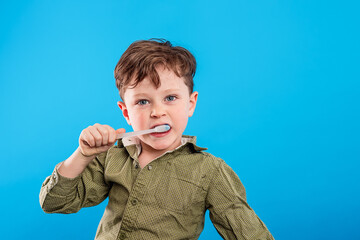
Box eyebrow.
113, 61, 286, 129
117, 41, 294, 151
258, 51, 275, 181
132, 88, 181, 98
162, 88, 181, 94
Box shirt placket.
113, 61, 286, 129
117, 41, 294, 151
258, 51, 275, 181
117, 163, 156, 240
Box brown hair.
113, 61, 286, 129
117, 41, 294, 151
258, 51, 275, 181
114, 39, 196, 100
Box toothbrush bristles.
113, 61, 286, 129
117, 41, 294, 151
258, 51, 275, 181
155, 124, 170, 132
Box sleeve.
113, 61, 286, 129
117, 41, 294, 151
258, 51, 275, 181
205, 160, 274, 240
39, 152, 110, 214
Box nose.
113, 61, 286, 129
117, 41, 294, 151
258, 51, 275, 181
150, 103, 166, 118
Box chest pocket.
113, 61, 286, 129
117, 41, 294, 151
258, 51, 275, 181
155, 161, 207, 214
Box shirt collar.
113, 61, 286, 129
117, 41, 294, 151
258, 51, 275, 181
117, 135, 207, 160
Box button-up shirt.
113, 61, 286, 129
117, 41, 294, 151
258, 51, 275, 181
40, 136, 274, 240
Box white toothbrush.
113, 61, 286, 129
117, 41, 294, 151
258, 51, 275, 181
116, 124, 171, 139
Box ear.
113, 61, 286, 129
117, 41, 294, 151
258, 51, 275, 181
188, 91, 198, 117
117, 101, 131, 125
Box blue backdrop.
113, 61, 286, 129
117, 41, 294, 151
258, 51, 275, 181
1, 1, 359, 239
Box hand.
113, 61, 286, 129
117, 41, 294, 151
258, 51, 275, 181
79, 123, 125, 157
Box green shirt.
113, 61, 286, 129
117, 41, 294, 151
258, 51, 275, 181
40, 136, 274, 240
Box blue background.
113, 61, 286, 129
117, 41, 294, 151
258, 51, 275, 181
1, 0, 359, 239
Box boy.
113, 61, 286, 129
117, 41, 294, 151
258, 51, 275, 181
40, 39, 274, 240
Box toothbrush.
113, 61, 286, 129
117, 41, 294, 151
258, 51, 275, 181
116, 124, 171, 139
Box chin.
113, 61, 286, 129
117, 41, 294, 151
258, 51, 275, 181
146, 137, 178, 151
141, 133, 182, 152
149, 142, 173, 151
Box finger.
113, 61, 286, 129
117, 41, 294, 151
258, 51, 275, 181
88, 126, 103, 147
95, 124, 110, 146
102, 125, 114, 144
105, 125, 117, 145
80, 129, 95, 147
114, 128, 126, 140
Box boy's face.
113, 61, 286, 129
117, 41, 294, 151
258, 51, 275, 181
117, 67, 198, 155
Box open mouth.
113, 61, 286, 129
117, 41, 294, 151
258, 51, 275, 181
150, 124, 171, 137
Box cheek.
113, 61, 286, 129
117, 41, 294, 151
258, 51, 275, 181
171, 107, 189, 128
129, 110, 148, 127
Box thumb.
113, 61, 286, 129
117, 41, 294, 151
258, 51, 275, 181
116, 128, 126, 134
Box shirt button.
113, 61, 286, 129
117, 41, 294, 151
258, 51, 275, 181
119, 232, 126, 239
148, 165, 152, 170
135, 164, 139, 169
131, 199, 138, 206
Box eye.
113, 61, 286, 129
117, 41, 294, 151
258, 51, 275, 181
137, 99, 149, 105
165, 95, 177, 102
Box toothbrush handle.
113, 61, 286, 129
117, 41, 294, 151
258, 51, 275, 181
116, 129, 154, 139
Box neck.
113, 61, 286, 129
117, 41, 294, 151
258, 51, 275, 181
138, 151, 161, 168
138, 140, 181, 168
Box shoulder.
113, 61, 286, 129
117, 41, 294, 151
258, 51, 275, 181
182, 136, 225, 167
197, 152, 224, 168
106, 143, 128, 159
191, 149, 225, 165
181, 150, 227, 177
94, 142, 130, 169
196, 151, 241, 182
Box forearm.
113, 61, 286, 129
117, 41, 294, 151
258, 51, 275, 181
58, 147, 96, 178
40, 123, 121, 213
40, 167, 82, 214
40, 150, 109, 214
